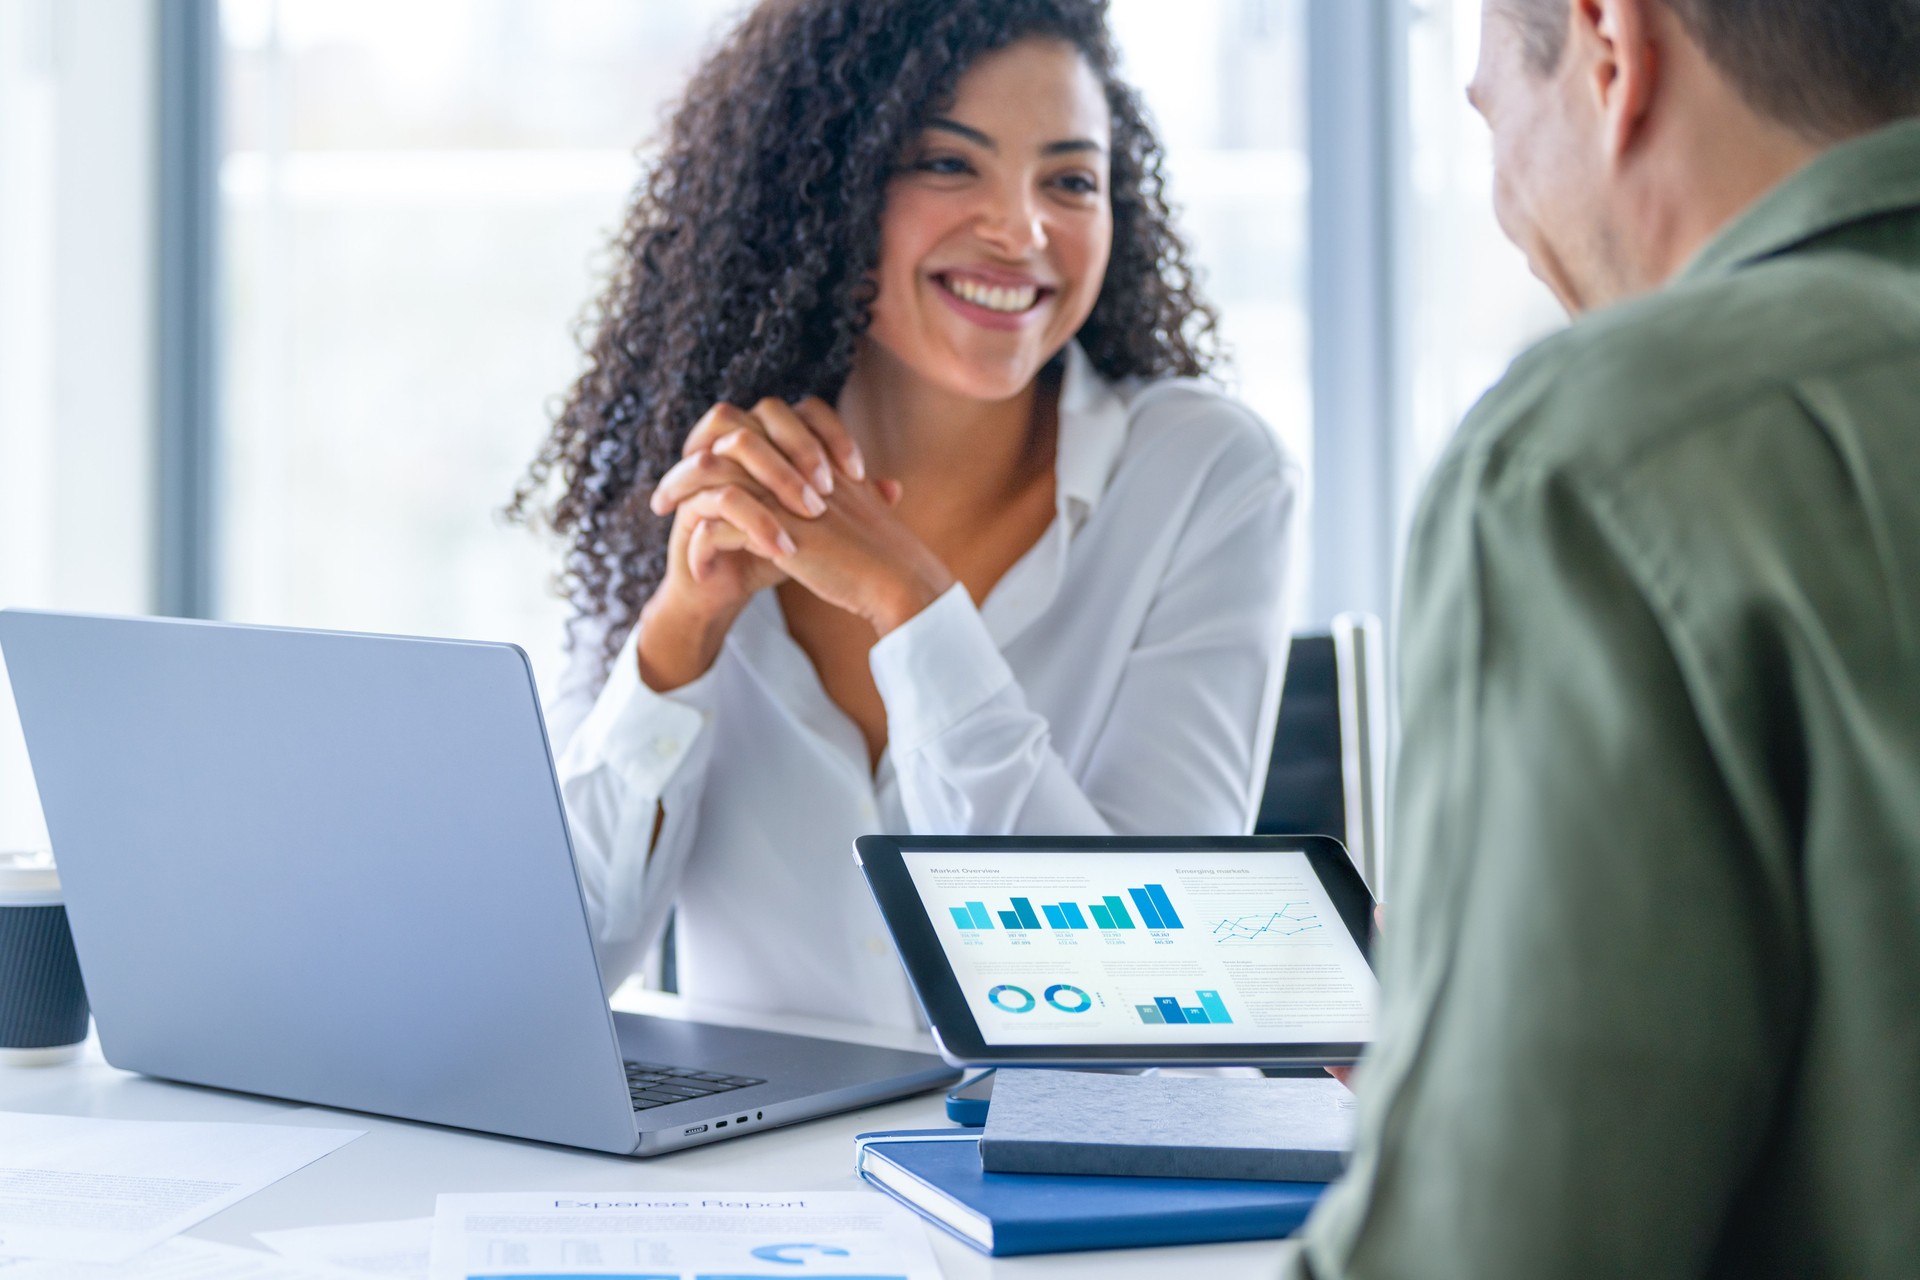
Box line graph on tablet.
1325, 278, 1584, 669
1210, 904, 1325, 943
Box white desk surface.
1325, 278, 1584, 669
0, 990, 1300, 1280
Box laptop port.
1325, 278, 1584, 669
736, 1115, 748, 1124
715, 1120, 727, 1128
684, 1124, 708, 1135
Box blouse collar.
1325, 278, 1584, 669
1053, 341, 1132, 529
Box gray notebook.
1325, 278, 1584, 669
978, 1069, 1357, 1182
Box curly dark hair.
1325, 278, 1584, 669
510, 0, 1222, 674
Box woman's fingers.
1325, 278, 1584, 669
682, 402, 755, 459
713, 428, 826, 516
686, 517, 754, 582
652, 450, 730, 515
680, 486, 795, 562
687, 519, 719, 583
749, 398, 839, 494
651, 445, 821, 520
682, 398, 866, 489
790, 396, 866, 481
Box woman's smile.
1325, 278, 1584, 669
930, 268, 1057, 329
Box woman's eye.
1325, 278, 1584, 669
1053, 173, 1100, 196
913, 155, 973, 177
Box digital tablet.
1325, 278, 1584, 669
854, 835, 1378, 1068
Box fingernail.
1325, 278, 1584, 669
813, 464, 834, 494
776, 531, 798, 557
848, 451, 867, 481
802, 487, 826, 516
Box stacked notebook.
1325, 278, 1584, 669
854, 1129, 1325, 1257
855, 1070, 1353, 1256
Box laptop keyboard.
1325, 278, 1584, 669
623, 1060, 767, 1111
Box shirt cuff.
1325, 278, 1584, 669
869, 582, 1015, 756
557, 622, 717, 798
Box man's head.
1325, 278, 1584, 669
1472, 0, 1920, 312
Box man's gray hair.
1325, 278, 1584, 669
1503, 0, 1920, 139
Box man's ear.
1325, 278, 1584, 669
1575, 0, 1659, 164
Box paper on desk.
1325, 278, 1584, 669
256, 1218, 431, 1279
0, 1112, 362, 1264
0, 1237, 356, 1279
429, 1190, 941, 1280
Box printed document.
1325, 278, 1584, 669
256, 1217, 431, 1279
0, 1237, 353, 1279
0, 1112, 362, 1264
429, 1191, 941, 1280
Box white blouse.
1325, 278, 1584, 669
547, 344, 1303, 1030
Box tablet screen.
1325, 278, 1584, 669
900, 847, 1377, 1047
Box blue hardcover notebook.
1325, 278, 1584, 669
854, 1128, 1324, 1257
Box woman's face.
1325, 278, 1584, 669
864, 38, 1114, 403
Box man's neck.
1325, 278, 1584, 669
1614, 74, 1828, 301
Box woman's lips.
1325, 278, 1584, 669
931, 271, 1055, 331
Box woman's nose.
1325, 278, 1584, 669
974, 182, 1048, 256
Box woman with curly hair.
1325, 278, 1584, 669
516, 0, 1301, 1027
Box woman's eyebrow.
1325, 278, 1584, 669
925, 118, 1108, 158
927, 117, 995, 149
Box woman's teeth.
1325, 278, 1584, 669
942, 276, 1040, 313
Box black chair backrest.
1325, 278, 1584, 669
1255, 633, 1345, 842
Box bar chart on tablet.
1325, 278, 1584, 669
946, 884, 1185, 932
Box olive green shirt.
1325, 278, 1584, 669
1288, 119, 1920, 1279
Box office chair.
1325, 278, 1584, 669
1255, 615, 1385, 1079
1256, 614, 1386, 895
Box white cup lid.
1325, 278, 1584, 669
0, 850, 61, 905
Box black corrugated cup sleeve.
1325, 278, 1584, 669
0, 904, 90, 1049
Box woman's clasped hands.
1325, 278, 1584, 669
636, 397, 957, 692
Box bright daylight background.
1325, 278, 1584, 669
0, 0, 1559, 851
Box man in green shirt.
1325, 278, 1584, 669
1288, 2, 1920, 1276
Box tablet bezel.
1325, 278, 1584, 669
854, 834, 1377, 1067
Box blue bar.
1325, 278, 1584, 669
1042, 904, 1069, 929
999, 910, 1023, 929
966, 901, 993, 929
1130, 888, 1165, 929
1104, 895, 1136, 928
1146, 883, 1184, 929
1090, 903, 1115, 929
1198, 989, 1233, 1024
1011, 897, 1043, 930
949, 907, 974, 929
1060, 903, 1088, 929
1181, 1006, 1210, 1024
1135, 1003, 1165, 1024
1154, 997, 1187, 1024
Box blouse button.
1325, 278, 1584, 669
651, 736, 680, 758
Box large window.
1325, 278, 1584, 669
2, 0, 1559, 852
214, 0, 1311, 695
0, 0, 156, 851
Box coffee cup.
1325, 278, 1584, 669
0, 850, 90, 1066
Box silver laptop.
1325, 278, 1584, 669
0, 609, 956, 1155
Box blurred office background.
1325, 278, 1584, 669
0, 0, 1559, 850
